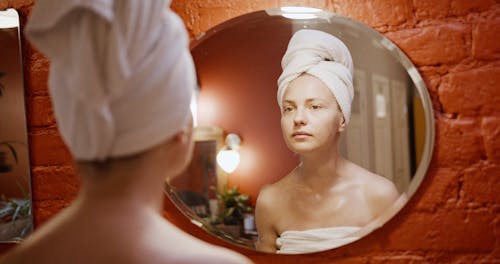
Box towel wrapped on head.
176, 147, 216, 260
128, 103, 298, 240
277, 29, 354, 124
26, 0, 195, 161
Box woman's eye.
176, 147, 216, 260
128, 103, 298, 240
311, 104, 321, 110
283, 106, 294, 113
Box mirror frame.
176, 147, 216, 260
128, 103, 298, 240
166, 7, 435, 253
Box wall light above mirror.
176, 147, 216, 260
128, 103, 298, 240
165, 7, 434, 254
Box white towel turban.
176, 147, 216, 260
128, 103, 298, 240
26, 0, 195, 161
277, 29, 354, 124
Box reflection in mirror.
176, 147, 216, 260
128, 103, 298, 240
0, 9, 33, 242
166, 7, 434, 254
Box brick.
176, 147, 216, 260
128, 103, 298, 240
412, 167, 460, 211
32, 199, 72, 227
370, 253, 427, 263
335, 0, 414, 28
29, 128, 73, 166
1, 0, 33, 10
461, 162, 500, 205
413, 0, 451, 20
180, 0, 278, 38
389, 253, 500, 263
25, 50, 50, 96
417, 66, 443, 111
195, 0, 238, 8
198, 7, 232, 33
388, 210, 495, 251
439, 67, 500, 116
449, 254, 500, 264
435, 116, 485, 168
250, 0, 283, 10
385, 23, 470, 66
473, 19, 500, 60
28, 96, 55, 127
31, 165, 80, 202
481, 116, 500, 162
450, 0, 495, 16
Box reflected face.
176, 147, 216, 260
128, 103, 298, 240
281, 74, 345, 154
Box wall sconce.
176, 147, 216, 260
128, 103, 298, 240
280, 6, 322, 19
266, 6, 328, 20
216, 133, 241, 173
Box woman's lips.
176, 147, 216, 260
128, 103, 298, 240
292, 131, 312, 139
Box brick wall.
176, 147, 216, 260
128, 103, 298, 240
1, 0, 498, 263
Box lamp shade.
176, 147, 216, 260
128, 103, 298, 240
216, 149, 240, 173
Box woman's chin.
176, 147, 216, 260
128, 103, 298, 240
288, 143, 318, 154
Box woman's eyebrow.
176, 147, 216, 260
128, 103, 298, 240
304, 98, 328, 103
283, 98, 330, 105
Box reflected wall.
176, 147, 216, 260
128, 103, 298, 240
191, 14, 297, 205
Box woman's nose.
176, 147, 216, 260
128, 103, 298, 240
293, 108, 307, 126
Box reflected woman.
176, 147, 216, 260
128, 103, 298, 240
255, 29, 401, 254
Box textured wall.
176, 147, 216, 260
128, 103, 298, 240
1, 0, 499, 263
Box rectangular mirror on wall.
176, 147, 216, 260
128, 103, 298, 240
0, 8, 33, 242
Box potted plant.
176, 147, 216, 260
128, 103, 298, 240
0, 195, 32, 239
216, 186, 252, 237
0, 140, 32, 240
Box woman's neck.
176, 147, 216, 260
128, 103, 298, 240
74, 160, 170, 214
298, 145, 346, 191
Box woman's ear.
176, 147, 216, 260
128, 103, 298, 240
338, 116, 346, 132
175, 130, 190, 144
175, 114, 194, 144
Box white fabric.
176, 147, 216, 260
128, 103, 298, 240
277, 29, 354, 124
26, 0, 195, 161
276, 226, 361, 254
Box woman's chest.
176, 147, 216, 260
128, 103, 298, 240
275, 188, 374, 234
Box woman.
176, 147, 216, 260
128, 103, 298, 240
0, 1, 251, 263
255, 29, 401, 254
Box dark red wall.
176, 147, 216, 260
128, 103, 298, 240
190, 13, 298, 205
0, 0, 498, 263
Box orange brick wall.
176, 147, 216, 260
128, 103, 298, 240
1, 0, 499, 263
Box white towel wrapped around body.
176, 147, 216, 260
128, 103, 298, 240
277, 29, 354, 124
276, 226, 361, 254
26, 0, 195, 161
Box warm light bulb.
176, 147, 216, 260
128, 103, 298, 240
216, 149, 240, 173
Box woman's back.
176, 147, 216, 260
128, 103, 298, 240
0, 198, 250, 264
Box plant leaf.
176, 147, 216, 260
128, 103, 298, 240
6, 144, 18, 164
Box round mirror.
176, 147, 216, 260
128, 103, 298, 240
165, 7, 434, 254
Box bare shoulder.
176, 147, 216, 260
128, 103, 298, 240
255, 183, 279, 219
256, 172, 294, 210
346, 161, 399, 212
